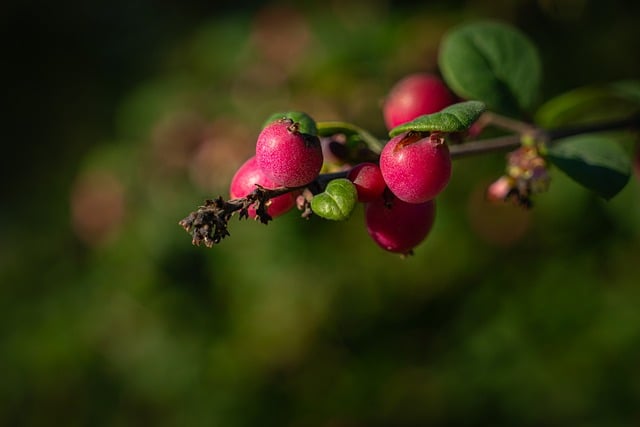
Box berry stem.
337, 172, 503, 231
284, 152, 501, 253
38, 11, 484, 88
317, 120, 385, 153
477, 111, 538, 135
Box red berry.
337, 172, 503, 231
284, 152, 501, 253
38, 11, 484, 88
230, 156, 295, 218
380, 132, 452, 204
383, 73, 456, 130
256, 118, 323, 187
347, 162, 386, 202
365, 194, 436, 254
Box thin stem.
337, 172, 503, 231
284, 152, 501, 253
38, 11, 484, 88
316, 170, 348, 185
317, 120, 385, 153
479, 111, 538, 135
449, 134, 521, 159
450, 114, 640, 159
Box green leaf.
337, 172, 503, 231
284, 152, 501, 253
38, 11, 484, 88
310, 178, 357, 221
263, 111, 318, 135
547, 135, 631, 200
438, 20, 542, 115
610, 80, 640, 104
388, 101, 486, 137
535, 81, 640, 128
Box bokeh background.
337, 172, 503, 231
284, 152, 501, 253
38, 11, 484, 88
3, 0, 640, 425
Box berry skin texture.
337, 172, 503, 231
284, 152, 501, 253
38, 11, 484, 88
256, 118, 323, 187
347, 162, 387, 202
383, 73, 456, 130
380, 132, 452, 204
230, 156, 295, 219
365, 194, 436, 254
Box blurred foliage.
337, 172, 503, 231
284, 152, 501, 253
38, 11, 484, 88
2, 0, 640, 426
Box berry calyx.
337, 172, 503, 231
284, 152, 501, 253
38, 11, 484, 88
383, 73, 456, 130
365, 193, 436, 254
379, 132, 452, 204
229, 156, 295, 218
256, 118, 323, 187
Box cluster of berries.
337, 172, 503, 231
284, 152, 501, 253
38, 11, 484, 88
229, 73, 456, 255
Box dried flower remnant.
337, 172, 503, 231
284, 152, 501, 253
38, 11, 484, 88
179, 185, 293, 247
487, 145, 551, 208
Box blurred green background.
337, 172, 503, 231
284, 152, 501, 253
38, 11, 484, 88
3, 0, 640, 425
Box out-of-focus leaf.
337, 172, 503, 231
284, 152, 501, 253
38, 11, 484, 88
535, 81, 640, 128
547, 134, 631, 200
316, 120, 384, 153
610, 80, 640, 104
438, 20, 542, 116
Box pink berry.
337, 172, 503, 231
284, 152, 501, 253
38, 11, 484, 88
347, 162, 386, 202
229, 156, 295, 218
467, 121, 485, 139
379, 132, 452, 204
383, 73, 456, 130
255, 118, 323, 187
486, 176, 515, 202
365, 194, 436, 254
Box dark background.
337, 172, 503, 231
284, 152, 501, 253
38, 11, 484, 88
2, 0, 640, 425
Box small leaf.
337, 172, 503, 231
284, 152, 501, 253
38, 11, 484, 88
263, 111, 318, 135
535, 81, 640, 128
547, 135, 631, 200
438, 20, 542, 115
310, 178, 357, 221
388, 101, 486, 137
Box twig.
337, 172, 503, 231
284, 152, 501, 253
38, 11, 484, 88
450, 114, 640, 159
180, 114, 640, 247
